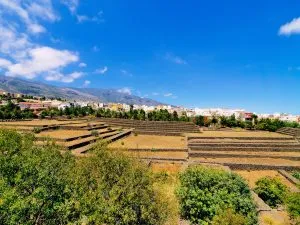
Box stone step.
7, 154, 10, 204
188, 143, 300, 147
72, 130, 132, 154
189, 150, 300, 160
189, 157, 300, 170
189, 146, 300, 152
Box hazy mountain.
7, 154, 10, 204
0, 76, 163, 106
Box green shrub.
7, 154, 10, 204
285, 192, 300, 220
32, 127, 42, 133
176, 166, 257, 225
211, 208, 246, 225
0, 129, 169, 225
292, 171, 300, 180
91, 130, 99, 136
254, 176, 288, 208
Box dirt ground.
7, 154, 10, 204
193, 157, 300, 167
109, 134, 187, 149
187, 131, 291, 138
124, 151, 187, 159
0, 120, 84, 126
235, 170, 299, 192
36, 129, 90, 139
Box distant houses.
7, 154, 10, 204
0, 89, 299, 122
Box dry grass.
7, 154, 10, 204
152, 172, 180, 225
0, 126, 34, 130
192, 157, 300, 166
124, 151, 187, 159
0, 120, 84, 126
259, 211, 290, 225
151, 162, 185, 174
109, 134, 186, 149
36, 130, 90, 139
195, 151, 300, 157
187, 131, 291, 138
189, 139, 296, 143
235, 170, 299, 192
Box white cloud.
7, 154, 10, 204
45, 71, 84, 83
95, 66, 108, 74
83, 80, 91, 87
164, 93, 173, 97
79, 62, 87, 68
120, 69, 133, 76
117, 87, 132, 95
26, 1, 59, 22
279, 17, 300, 36
5, 46, 79, 79
152, 92, 159, 96
0, 24, 32, 60
165, 52, 187, 65
0, 58, 12, 67
0, 0, 84, 83
61, 0, 79, 14
76, 11, 104, 23
0, 0, 56, 34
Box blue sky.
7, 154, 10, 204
0, 1, 300, 114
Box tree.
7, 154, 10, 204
194, 115, 205, 126
254, 176, 288, 208
0, 129, 169, 225
176, 166, 257, 225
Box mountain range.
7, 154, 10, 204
0, 76, 163, 106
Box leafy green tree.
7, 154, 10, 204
194, 115, 205, 126
0, 129, 169, 225
254, 176, 288, 208
0, 129, 79, 224
176, 166, 257, 225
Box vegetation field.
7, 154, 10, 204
109, 134, 186, 149
187, 130, 291, 138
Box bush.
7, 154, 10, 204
254, 176, 288, 208
91, 130, 99, 136
32, 127, 42, 133
176, 166, 257, 225
211, 208, 246, 225
285, 192, 300, 220
0, 129, 169, 225
292, 172, 300, 180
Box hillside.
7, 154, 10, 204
0, 76, 162, 106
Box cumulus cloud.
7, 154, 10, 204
117, 87, 132, 95
165, 52, 187, 65
0, 0, 85, 83
95, 66, 108, 74
279, 17, 300, 36
4, 47, 78, 78
45, 71, 84, 83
